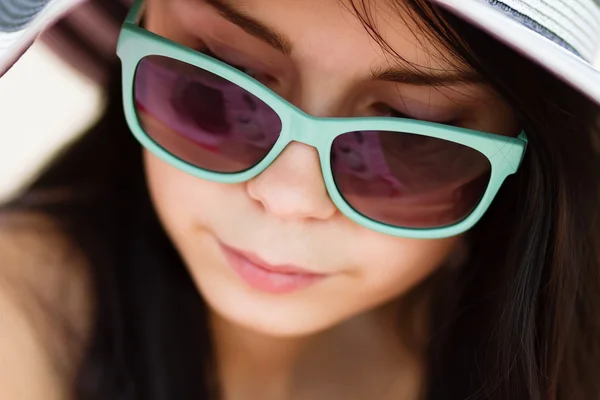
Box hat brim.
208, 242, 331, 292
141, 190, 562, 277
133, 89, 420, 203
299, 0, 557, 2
433, 0, 600, 106
0, 0, 85, 75
1, 0, 599, 106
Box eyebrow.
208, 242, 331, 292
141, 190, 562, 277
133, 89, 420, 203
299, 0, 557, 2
205, 0, 482, 87
371, 66, 484, 86
205, 0, 293, 55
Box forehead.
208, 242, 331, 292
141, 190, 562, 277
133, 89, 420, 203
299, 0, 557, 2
164, 0, 465, 73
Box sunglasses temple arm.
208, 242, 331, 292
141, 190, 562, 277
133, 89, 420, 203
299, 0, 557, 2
516, 130, 528, 166
125, 0, 145, 26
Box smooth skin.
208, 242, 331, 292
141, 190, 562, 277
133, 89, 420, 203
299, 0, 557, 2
141, 0, 519, 399
0, 0, 519, 399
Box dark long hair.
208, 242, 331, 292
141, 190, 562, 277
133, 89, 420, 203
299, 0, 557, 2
3, 1, 600, 399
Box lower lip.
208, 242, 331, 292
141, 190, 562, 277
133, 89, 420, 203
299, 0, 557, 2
220, 245, 326, 294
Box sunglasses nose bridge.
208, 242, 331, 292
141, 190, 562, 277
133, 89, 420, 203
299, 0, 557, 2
288, 114, 322, 149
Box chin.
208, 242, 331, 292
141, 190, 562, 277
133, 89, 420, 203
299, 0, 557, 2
186, 259, 357, 338
203, 276, 350, 337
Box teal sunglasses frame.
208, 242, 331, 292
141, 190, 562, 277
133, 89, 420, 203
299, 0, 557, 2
116, 0, 528, 239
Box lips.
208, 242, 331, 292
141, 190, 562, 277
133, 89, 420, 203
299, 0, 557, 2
219, 243, 327, 294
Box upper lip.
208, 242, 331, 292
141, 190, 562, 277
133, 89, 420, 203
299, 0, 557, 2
221, 243, 326, 276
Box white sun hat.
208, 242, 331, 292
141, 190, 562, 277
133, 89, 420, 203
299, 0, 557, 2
0, 0, 85, 73
1, 0, 600, 106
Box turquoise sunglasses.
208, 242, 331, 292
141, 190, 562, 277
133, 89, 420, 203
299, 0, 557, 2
116, 0, 528, 239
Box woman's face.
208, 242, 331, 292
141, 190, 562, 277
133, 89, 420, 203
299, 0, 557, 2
143, 0, 518, 336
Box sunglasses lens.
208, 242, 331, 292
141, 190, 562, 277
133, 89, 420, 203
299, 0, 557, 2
134, 55, 282, 173
331, 130, 491, 229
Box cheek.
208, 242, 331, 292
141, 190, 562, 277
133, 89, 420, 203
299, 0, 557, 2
143, 150, 229, 238
344, 234, 461, 310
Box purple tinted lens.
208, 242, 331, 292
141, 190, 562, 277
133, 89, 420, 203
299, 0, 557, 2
331, 130, 491, 228
134, 55, 282, 173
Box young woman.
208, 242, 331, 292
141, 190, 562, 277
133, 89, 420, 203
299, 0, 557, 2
1, 0, 600, 399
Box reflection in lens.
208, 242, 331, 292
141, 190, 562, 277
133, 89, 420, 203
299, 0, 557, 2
134, 55, 282, 173
331, 130, 491, 228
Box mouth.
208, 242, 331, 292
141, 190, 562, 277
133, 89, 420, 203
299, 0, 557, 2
218, 242, 328, 294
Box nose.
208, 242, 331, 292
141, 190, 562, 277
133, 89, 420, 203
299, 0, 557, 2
246, 141, 337, 221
